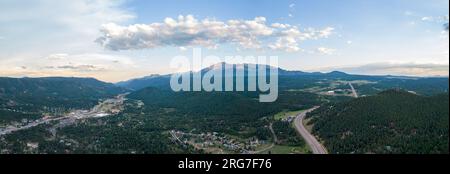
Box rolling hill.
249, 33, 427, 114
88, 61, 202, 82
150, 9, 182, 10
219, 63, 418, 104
307, 89, 449, 154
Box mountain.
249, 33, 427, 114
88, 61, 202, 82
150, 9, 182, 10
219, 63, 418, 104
307, 89, 449, 154
116, 63, 448, 96
115, 63, 351, 91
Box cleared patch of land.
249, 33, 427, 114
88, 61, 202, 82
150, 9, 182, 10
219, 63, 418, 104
274, 109, 306, 121
260, 145, 310, 154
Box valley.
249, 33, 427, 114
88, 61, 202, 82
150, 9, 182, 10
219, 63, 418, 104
0, 93, 127, 136
0, 65, 448, 154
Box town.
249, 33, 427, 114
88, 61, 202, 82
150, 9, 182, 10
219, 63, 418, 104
0, 94, 128, 136
170, 130, 268, 154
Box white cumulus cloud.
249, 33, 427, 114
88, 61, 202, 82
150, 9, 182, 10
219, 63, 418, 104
96, 15, 334, 52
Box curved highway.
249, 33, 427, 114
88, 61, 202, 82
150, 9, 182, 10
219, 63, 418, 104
294, 107, 328, 154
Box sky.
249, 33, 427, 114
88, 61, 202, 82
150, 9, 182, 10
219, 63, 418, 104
0, 0, 448, 82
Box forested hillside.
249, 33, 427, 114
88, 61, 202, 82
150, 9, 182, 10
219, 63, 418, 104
128, 87, 321, 136
0, 77, 126, 108
307, 90, 449, 154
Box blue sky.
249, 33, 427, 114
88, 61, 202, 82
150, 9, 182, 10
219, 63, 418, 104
0, 0, 448, 82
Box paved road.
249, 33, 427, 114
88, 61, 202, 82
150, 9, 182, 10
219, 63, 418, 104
0, 116, 68, 136
294, 107, 328, 154
252, 123, 277, 154
268, 123, 278, 144
349, 83, 359, 98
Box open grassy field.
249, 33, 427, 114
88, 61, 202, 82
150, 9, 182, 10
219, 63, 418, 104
260, 145, 311, 154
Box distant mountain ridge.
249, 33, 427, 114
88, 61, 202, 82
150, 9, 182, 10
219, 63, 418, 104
115, 63, 353, 90
115, 63, 449, 96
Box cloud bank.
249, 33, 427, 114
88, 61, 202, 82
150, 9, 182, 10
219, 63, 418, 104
96, 15, 334, 52
326, 62, 449, 77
